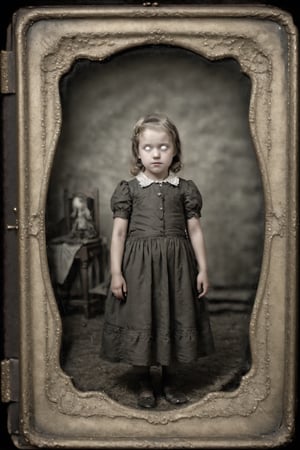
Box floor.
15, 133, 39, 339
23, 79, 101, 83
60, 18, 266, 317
60, 299, 252, 411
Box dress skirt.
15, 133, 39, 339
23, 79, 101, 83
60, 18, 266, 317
101, 235, 215, 366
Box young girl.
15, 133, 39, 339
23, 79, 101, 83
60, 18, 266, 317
101, 113, 214, 408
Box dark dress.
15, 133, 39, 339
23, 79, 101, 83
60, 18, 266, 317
101, 176, 214, 366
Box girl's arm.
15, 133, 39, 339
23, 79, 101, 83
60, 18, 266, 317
110, 217, 128, 300
187, 216, 209, 298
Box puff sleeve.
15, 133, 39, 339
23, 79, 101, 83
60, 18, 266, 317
111, 181, 132, 219
183, 180, 203, 219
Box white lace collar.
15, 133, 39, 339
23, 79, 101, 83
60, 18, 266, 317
136, 172, 180, 188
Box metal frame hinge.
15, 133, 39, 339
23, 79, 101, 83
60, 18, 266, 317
0, 50, 16, 94
1, 359, 19, 403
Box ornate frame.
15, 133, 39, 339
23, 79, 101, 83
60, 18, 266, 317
12, 4, 297, 448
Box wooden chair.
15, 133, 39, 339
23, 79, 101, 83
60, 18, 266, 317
62, 188, 104, 318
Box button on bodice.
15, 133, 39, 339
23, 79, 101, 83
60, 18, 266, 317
128, 182, 187, 238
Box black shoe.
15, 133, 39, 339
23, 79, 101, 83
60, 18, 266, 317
137, 390, 156, 408
137, 377, 156, 409
163, 386, 188, 405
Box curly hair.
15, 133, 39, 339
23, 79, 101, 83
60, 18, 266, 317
130, 113, 183, 176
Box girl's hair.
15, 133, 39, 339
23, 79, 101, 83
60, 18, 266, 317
130, 113, 183, 176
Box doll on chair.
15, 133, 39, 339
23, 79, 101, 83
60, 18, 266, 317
69, 193, 98, 241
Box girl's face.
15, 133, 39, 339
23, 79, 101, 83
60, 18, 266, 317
138, 127, 175, 180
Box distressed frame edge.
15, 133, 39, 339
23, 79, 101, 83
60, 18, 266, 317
283, 14, 298, 441
11, 7, 298, 447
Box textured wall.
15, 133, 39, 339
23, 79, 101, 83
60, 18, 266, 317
47, 46, 264, 288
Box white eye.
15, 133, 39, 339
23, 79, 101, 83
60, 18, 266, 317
144, 145, 152, 152
160, 144, 168, 151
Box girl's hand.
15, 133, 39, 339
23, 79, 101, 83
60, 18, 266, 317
197, 271, 209, 298
111, 273, 127, 301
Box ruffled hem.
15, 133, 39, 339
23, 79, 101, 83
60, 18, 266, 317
101, 322, 215, 366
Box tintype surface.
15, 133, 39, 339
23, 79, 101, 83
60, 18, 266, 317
1, 4, 297, 448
